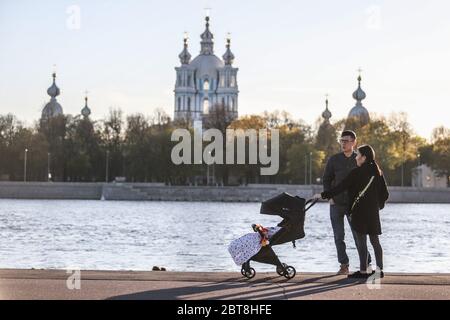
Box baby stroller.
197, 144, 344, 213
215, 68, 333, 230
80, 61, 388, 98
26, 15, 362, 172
228, 193, 318, 280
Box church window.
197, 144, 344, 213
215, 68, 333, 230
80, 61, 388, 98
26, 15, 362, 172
203, 79, 210, 91
231, 76, 236, 87
203, 99, 209, 115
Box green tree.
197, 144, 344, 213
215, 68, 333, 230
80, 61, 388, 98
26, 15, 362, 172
428, 127, 450, 185
100, 108, 124, 181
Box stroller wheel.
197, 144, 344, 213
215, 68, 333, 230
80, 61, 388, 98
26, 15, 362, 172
244, 268, 256, 279
283, 266, 296, 279
276, 263, 288, 276
241, 262, 250, 276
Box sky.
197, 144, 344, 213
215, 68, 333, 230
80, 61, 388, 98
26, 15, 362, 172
0, 0, 449, 139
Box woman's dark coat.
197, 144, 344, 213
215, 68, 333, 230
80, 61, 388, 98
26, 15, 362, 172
321, 162, 389, 235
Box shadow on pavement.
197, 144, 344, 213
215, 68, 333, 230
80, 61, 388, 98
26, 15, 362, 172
107, 274, 364, 300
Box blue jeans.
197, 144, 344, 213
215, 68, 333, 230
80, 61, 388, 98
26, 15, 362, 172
330, 204, 372, 266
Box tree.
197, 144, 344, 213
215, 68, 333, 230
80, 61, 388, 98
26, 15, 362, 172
64, 115, 102, 181
38, 114, 67, 181
202, 103, 236, 185
315, 117, 340, 161
100, 108, 124, 181
428, 126, 450, 184
123, 113, 150, 182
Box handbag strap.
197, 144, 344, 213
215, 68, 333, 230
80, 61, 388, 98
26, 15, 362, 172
351, 176, 375, 211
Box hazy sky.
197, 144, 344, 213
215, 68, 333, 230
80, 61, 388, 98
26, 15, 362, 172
0, 0, 449, 139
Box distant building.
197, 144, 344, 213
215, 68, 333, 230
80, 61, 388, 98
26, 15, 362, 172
81, 93, 91, 118
347, 73, 370, 127
321, 95, 332, 125
174, 15, 239, 123
412, 164, 447, 188
316, 95, 338, 158
41, 72, 63, 121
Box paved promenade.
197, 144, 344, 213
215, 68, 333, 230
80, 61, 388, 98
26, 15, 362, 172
0, 269, 449, 300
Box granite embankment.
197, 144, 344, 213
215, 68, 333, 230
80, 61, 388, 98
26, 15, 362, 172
0, 182, 449, 203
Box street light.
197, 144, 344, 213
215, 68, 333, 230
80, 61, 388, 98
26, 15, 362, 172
47, 152, 51, 182
304, 154, 307, 185
206, 150, 212, 186
401, 156, 404, 187
24, 148, 28, 182
309, 152, 313, 185
105, 150, 110, 183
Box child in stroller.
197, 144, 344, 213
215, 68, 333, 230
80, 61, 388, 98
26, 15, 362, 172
228, 193, 317, 279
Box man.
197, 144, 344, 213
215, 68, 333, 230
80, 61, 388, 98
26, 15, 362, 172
322, 130, 371, 274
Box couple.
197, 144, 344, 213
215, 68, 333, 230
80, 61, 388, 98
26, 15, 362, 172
312, 130, 389, 279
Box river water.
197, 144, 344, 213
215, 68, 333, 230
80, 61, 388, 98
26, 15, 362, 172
0, 199, 449, 273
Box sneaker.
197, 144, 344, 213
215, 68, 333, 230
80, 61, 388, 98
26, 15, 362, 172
337, 264, 349, 275
366, 265, 373, 274
348, 271, 370, 279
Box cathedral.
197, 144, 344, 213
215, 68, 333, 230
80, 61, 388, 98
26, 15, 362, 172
40, 71, 93, 122
319, 73, 370, 128
41, 72, 64, 121
174, 15, 239, 123
347, 73, 370, 127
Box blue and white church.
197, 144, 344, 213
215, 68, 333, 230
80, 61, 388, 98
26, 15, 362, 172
174, 15, 239, 123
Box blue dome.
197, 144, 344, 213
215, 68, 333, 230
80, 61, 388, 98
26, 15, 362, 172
189, 54, 224, 79
42, 99, 63, 118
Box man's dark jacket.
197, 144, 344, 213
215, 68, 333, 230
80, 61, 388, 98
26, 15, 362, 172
322, 152, 357, 206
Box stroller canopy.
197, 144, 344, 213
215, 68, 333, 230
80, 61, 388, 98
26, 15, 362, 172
259, 192, 307, 244
260, 192, 305, 218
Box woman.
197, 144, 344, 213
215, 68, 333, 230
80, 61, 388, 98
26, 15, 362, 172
313, 144, 389, 278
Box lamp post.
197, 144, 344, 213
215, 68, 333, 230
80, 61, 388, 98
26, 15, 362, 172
206, 150, 211, 186
47, 152, 51, 182
105, 150, 110, 183
401, 158, 404, 187
24, 148, 28, 182
304, 154, 307, 185
309, 152, 313, 185
417, 153, 422, 188
212, 162, 216, 186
